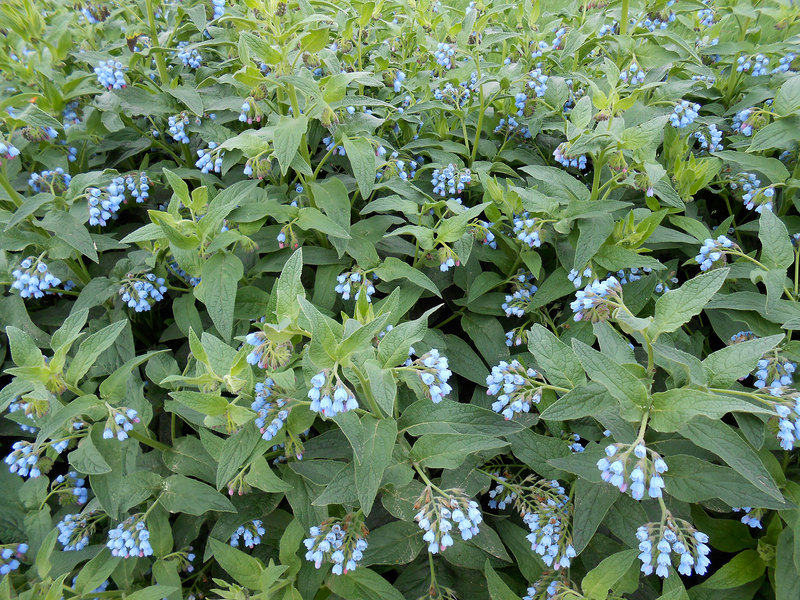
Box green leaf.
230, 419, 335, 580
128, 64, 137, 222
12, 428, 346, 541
712, 150, 790, 183
69, 436, 111, 474
275, 248, 305, 323
311, 179, 352, 257
343, 137, 376, 199
169, 391, 229, 416
679, 418, 783, 502
484, 560, 520, 600
573, 214, 613, 271
698, 550, 764, 590
508, 429, 572, 480
759, 209, 794, 269
572, 479, 619, 554
40, 210, 98, 262
701, 334, 783, 387
73, 549, 119, 595
361, 521, 423, 567
216, 423, 261, 490
354, 415, 397, 515
774, 75, 800, 116
777, 528, 800, 600
244, 456, 293, 493
162, 168, 191, 207
65, 320, 127, 385
581, 549, 638, 600
378, 305, 440, 367
364, 359, 398, 416
126, 586, 179, 600
650, 389, 773, 432
399, 399, 523, 436
571, 340, 648, 412
274, 115, 309, 175
99, 350, 167, 402
327, 567, 405, 600
6, 326, 44, 368
298, 296, 339, 367
651, 268, 729, 336
209, 538, 263, 589
35, 527, 58, 579
746, 116, 800, 153
195, 253, 244, 341
160, 474, 236, 515
540, 383, 615, 421
374, 257, 441, 297
410, 434, 506, 469
527, 324, 586, 389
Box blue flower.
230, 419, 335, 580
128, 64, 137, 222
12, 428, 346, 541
732, 507, 763, 529
212, 0, 225, 19
596, 442, 667, 500
0, 140, 20, 164
486, 360, 541, 420
119, 273, 167, 312
335, 270, 378, 302
695, 236, 733, 271
393, 70, 406, 92
53, 471, 89, 505
230, 519, 266, 548
195, 142, 224, 174
307, 371, 358, 417
176, 41, 202, 68
732, 108, 754, 136
636, 519, 710, 577
407, 350, 452, 403
693, 124, 723, 153
0, 543, 27, 575
28, 168, 71, 194
103, 407, 139, 441
107, 514, 153, 558
304, 519, 368, 574
512, 212, 543, 247
415, 488, 481, 554
11, 257, 63, 299
94, 60, 127, 90
58, 512, 96, 551
553, 142, 587, 170
252, 379, 290, 442
570, 276, 622, 322
669, 100, 700, 128
434, 42, 455, 69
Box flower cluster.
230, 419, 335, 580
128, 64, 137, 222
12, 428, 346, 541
176, 42, 202, 68
669, 100, 700, 128
732, 108, 756, 136
730, 330, 756, 344
430, 164, 471, 197
95, 60, 126, 89
335, 270, 377, 302
304, 518, 368, 575
195, 142, 223, 174
4, 441, 45, 479
12, 257, 62, 299
244, 329, 292, 371
521, 479, 576, 569
732, 507, 763, 529
567, 267, 594, 289
695, 236, 734, 271
433, 42, 455, 69
570, 276, 622, 322
119, 273, 167, 312
415, 487, 482, 554
486, 473, 517, 509
125, 172, 150, 202
693, 124, 723, 153
553, 142, 587, 170
307, 371, 358, 417
472, 220, 497, 249
103, 407, 139, 441
7, 399, 39, 432
212, 0, 225, 19
433, 81, 473, 108
393, 70, 405, 92
755, 355, 796, 392
230, 520, 265, 548
376, 149, 420, 182
597, 442, 667, 500
58, 512, 97, 551
0, 139, 20, 164
775, 396, 800, 450
494, 116, 532, 139
619, 61, 646, 86
486, 360, 542, 420
167, 113, 191, 144
512, 212, 543, 247
53, 471, 89, 505
107, 514, 153, 558
252, 378, 290, 442
87, 178, 126, 226
406, 349, 452, 403
28, 168, 71, 194
0, 544, 28, 575
636, 518, 710, 577
502, 275, 537, 317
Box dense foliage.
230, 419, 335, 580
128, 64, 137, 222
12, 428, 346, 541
1, 0, 800, 598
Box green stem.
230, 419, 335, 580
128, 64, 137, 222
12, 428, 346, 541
620, 0, 629, 35
0, 168, 23, 208
352, 366, 384, 418
144, 0, 170, 85
129, 429, 171, 452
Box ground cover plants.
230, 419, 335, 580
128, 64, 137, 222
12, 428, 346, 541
1, 0, 800, 598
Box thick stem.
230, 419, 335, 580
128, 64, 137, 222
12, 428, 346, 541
620, 0, 629, 35
129, 429, 171, 452
145, 0, 170, 85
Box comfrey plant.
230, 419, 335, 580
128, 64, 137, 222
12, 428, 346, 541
2, 0, 800, 598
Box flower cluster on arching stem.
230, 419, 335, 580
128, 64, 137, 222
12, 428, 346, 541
414, 486, 483, 554
486, 360, 544, 420
230, 519, 265, 548
251, 377, 291, 442
636, 516, 710, 578
307, 370, 358, 417
597, 442, 668, 500
303, 516, 368, 575
405, 348, 452, 403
